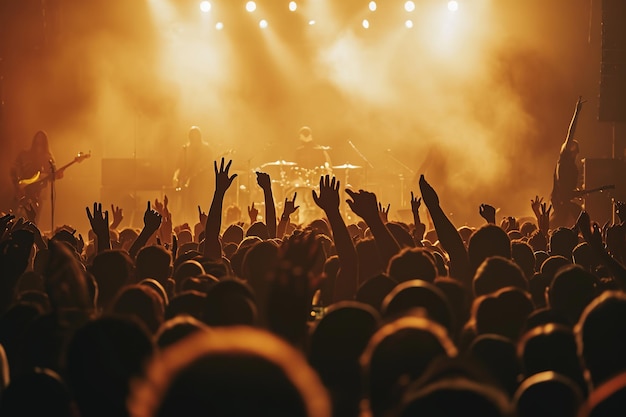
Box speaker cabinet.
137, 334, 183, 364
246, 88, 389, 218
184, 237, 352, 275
599, 0, 626, 122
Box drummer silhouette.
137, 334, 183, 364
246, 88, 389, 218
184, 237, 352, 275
294, 126, 332, 171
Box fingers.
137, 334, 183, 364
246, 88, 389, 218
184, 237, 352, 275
147, 201, 151, 212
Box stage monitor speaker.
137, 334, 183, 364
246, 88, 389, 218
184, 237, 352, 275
599, 0, 626, 122
101, 158, 166, 190
583, 158, 626, 224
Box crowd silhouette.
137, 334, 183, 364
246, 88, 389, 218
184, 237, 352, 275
2, 100, 626, 416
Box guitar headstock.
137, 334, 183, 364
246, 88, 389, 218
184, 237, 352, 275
75, 151, 92, 163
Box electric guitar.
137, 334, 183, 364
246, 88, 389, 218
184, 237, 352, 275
16, 151, 91, 202
573, 184, 615, 198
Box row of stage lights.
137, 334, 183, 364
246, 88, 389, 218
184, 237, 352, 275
197, 0, 459, 30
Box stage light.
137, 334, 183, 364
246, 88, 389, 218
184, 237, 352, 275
259, 19, 268, 28
199, 1, 211, 13
289, 1, 297, 11
362, 19, 370, 29
448, 1, 459, 12
246, 1, 256, 12
369, 1, 377, 12
308, 19, 316, 25
404, 1, 415, 12
215, 21, 224, 30
405, 19, 414, 28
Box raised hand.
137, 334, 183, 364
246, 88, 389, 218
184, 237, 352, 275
86, 203, 109, 238
159, 205, 173, 244
312, 175, 340, 212
256, 171, 272, 191
283, 192, 300, 217
419, 175, 439, 207
153, 198, 165, 216
77, 233, 85, 255
538, 202, 552, 236
198, 205, 208, 226
410, 192, 421, 218
109, 204, 124, 229
531, 196, 543, 218
479, 204, 496, 224
248, 202, 259, 224
214, 158, 237, 194
143, 201, 162, 234
378, 202, 390, 223
345, 189, 379, 222
86, 202, 110, 252
501, 216, 519, 232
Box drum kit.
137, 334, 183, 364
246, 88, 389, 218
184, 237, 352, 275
250, 157, 363, 224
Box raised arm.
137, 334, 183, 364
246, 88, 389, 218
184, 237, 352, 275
577, 211, 626, 288
419, 175, 471, 287
86, 202, 111, 253
256, 172, 277, 239
313, 175, 358, 301
204, 158, 237, 260
278, 192, 299, 239
346, 188, 400, 270
129, 201, 162, 259
410, 192, 426, 245
563, 96, 585, 151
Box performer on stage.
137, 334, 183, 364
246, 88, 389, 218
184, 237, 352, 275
173, 126, 214, 225
294, 126, 332, 171
11, 130, 62, 224
550, 96, 585, 228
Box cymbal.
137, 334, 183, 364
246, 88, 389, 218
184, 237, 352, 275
261, 160, 297, 167
332, 164, 362, 169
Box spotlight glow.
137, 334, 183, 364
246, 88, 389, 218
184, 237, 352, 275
259, 19, 268, 29
246, 1, 256, 12
199, 1, 211, 13
405, 19, 414, 28
369, 1, 377, 12
447, 1, 459, 12
215, 21, 224, 30
289, 1, 297, 12
404, 1, 415, 12
308, 19, 316, 25
362, 19, 370, 29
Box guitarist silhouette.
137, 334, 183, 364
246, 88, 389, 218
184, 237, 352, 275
11, 130, 90, 225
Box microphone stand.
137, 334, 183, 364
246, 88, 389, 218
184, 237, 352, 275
386, 150, 415, 208
348, 139, 374, 184
49, 159, 56, 232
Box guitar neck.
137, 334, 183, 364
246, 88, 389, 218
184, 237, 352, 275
56, 160, 77, 172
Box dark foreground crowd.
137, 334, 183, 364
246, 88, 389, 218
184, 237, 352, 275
1, 158, 626, 417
